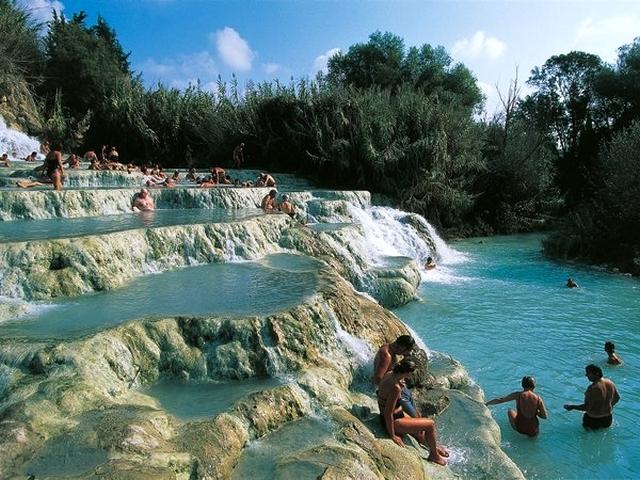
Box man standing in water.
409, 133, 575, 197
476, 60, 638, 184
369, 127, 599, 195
132, 188, 155, 211
564, 364, 620, 429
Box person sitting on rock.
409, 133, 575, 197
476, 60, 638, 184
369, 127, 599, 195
261, 189, 277, 211
604, 342, 623, 365
0, 153, 10, 167
64, 154, 81, 169
210, 166, 226, 183
132, 188, 154, 211
186, 167, 197, 182
378, 359, 449, 465
424, 256, 436, 270
88, 157, 101, 170
278, 194, 296, 218
373, 335, 421, 418
198, 175, 217, 188
485, 376, 548, 437
255, 172, 276, 187
171, 170, 181, 182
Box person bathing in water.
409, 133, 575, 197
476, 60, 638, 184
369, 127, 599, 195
424, 256, 436, 270
604, 342, 623, 365
261, 189, 277, 211
566, 277, 579, 288
485, 376, 548, 437
278, 194, 296, 218
132, 188, 155, 211
377, 359, 448, 465
564, 364, 620, 430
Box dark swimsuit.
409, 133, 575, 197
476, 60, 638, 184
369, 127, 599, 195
514, 394, 540, 437
583, 414, 612, 429
377, 389, 405, 430
45, 155, 60, 178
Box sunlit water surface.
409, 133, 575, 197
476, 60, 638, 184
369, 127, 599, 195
142, 377, 283, 422
395, 234, 640, 479
0, 254, 324, 340
0, 208, 262, 243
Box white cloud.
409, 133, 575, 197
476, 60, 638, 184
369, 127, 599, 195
141, 51, 218, 90
452, 31, 506, 61
574, 15, 640, 62
313, 47, 341, 74
212, 27, 254, 72
19, 0, 64, 25
264, 63, 280, 75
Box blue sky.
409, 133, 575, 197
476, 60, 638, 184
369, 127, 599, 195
22, 0, 640, 114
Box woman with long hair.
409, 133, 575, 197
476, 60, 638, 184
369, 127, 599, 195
377, 359, 448, 465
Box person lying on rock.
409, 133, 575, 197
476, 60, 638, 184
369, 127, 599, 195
378, 359, 449, 465
485, 376, 548, 437
132, 188, 155, 211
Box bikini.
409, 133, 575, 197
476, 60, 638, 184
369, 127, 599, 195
377, 386, 405, 430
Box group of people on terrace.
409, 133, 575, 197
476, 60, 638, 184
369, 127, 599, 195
374, 335, 622, 466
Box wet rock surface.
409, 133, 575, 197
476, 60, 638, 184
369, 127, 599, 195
0, 179, 523, 479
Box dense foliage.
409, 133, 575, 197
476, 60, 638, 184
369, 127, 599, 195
2, 0, 639, 273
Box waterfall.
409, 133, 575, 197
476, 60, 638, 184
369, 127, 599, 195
323, 304, 372, 366
346, 204, 465, 266
0, 116, 41, 160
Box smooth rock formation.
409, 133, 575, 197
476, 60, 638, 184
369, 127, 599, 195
0, 272, 522, 479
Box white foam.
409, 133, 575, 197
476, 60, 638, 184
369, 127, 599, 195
0, 116, 40, 159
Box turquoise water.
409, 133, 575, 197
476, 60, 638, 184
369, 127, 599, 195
142, 377, 282, 421
394, 234, 640, 479
0, 254, 323, 340
0, 208, 262, 243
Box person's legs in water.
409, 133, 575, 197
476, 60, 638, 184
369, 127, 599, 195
51, 170, 63, 191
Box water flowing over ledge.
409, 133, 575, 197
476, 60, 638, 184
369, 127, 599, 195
0, 177, 524, 479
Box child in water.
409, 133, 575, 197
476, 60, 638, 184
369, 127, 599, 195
604, 342, 623, 365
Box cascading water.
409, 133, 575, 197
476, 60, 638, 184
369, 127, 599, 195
346, 204, 464, 266
0, 116, 40, 160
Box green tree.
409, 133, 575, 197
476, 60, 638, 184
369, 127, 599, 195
522, 51, 606, 203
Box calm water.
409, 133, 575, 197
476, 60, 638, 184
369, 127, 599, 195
0, 254, 323, 340
395, 234, 640, 479
142, 377, 282, 421
0, 208, 262, 243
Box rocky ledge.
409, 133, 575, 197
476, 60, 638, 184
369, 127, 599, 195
0, 270, 523, 479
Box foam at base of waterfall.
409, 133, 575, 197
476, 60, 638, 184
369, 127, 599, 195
0, 116, 41, 160
345, 204, 468, 268
420, 265, 475, 285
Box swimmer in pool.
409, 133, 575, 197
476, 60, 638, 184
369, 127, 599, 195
566, 278, 579, 288
425, 256, 436, 270
604, 342, 623, 365
485, 376, 548, 437
132, 188, 155, 211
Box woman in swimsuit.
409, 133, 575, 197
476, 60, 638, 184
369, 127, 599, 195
44, 149, 64, 191
377, 359, 448, 465
485, 376, 548, 437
